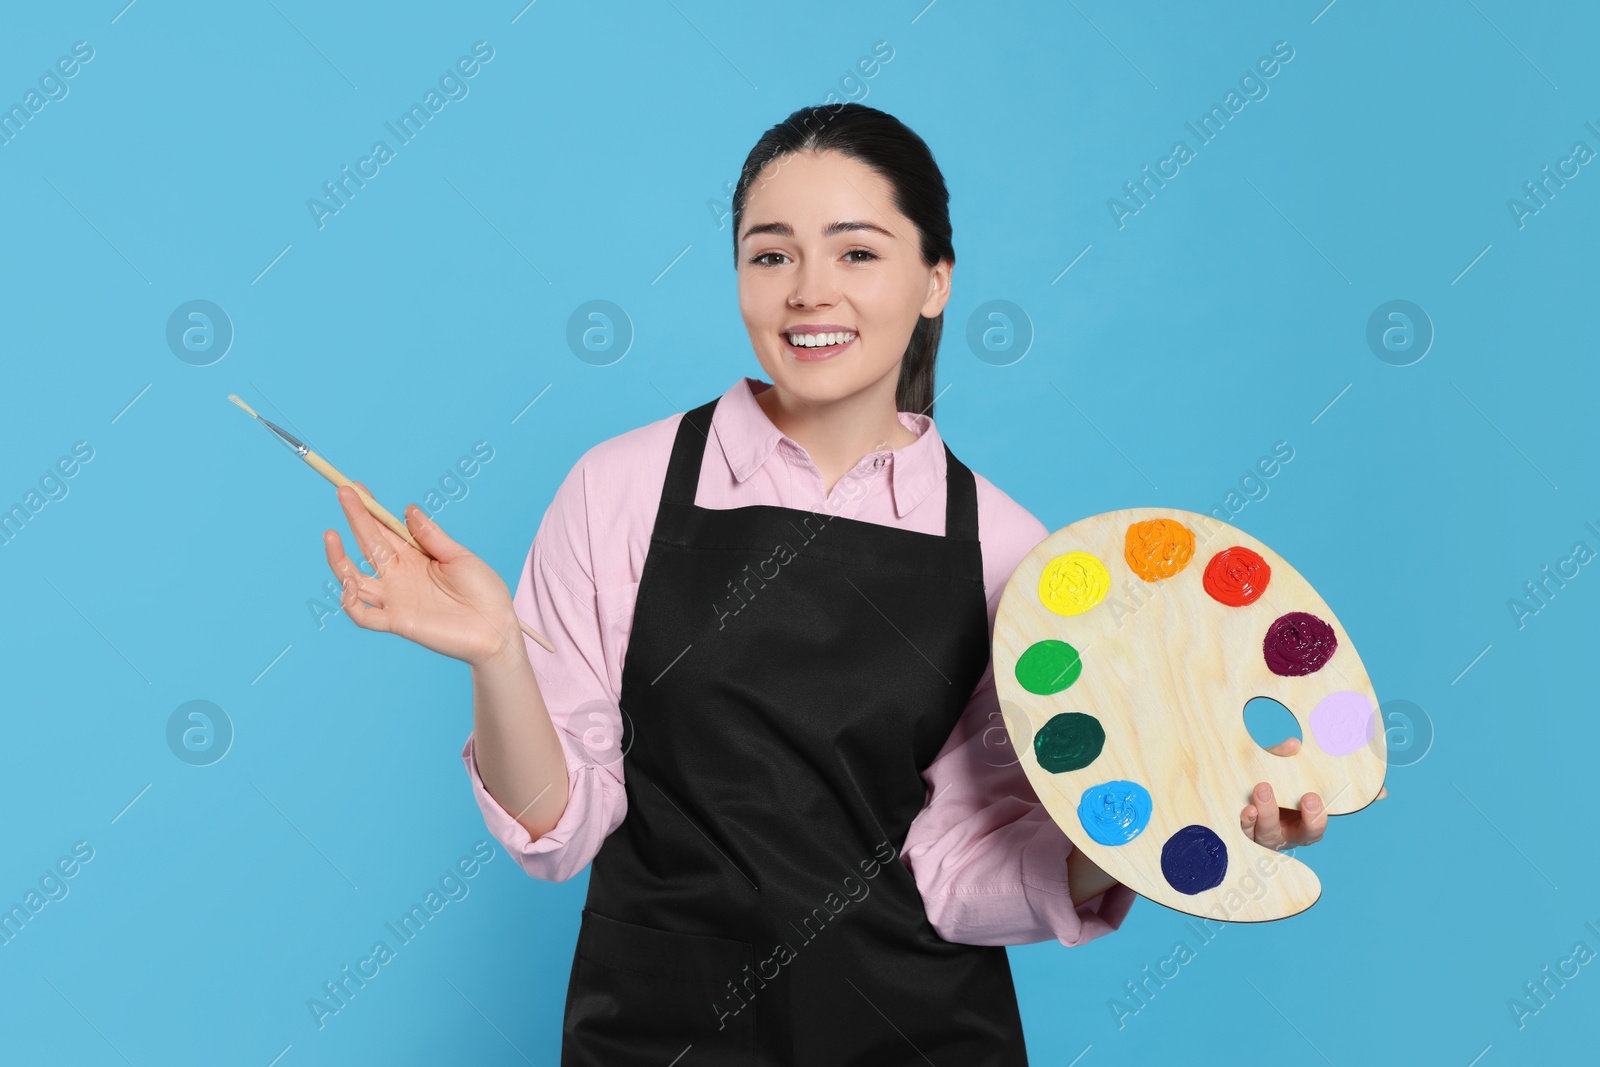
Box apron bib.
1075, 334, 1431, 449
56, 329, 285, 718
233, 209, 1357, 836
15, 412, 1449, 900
561, 394, 1030, 1065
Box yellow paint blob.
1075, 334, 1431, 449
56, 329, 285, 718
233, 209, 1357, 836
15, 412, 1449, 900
1039, 551, 1111, 616
1125, 518, 1195, 581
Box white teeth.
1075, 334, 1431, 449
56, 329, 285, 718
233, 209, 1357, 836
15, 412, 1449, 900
786, 331, 856, 348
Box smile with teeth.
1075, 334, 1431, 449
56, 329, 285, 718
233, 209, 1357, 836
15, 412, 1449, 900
785, 331, 857, 348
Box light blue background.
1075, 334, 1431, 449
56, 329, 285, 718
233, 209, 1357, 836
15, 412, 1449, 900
2, 1, 1594, 1064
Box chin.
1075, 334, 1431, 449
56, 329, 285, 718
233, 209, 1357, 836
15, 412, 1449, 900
763, 357, 863, 403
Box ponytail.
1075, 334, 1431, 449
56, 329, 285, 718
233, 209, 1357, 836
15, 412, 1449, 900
896, 313, 942, 418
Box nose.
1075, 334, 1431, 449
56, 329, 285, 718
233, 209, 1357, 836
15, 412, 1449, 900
788, 254, 837, 309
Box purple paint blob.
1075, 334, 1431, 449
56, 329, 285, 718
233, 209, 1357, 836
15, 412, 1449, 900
1310, 691, 1376, 756
1262, 611, 1338, 676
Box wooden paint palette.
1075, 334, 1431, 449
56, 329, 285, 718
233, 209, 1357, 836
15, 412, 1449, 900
993, 508, 1385, 922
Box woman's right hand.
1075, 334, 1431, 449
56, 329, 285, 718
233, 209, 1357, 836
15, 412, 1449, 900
323, 482, 524, 668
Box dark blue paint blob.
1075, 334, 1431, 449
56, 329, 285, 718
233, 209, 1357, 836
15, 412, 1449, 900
1160, 824, 1228, 895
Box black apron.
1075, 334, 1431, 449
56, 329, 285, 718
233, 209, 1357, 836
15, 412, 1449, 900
560, 394, 1030, 1065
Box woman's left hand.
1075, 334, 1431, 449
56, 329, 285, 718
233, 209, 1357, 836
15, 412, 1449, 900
1240, 737, 1389, 850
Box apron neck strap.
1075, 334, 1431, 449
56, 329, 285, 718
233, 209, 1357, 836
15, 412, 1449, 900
663, 394, 980, 542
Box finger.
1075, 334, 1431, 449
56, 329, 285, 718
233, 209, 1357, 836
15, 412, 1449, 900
323, 526, 364, 581
336, 484, 407, 575
1377, 786, 1389, 801
1298, 792, 1327, 846
1240, 802, 1259, 840
324, 531, 387, 609
1264, 736, 1301, 756
1250, 783, 1284, 849
341, 583, 392, 632
339, 575, 385, 611
341, 571, 386, 609
349, 481, 413, 563
405, 503, 471, 563
324, 531, 393, 632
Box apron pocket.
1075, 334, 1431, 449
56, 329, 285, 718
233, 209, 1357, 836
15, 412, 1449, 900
564, 907, 759, 1064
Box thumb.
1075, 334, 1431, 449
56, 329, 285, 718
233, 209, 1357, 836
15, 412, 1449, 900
405, 504, 470, 562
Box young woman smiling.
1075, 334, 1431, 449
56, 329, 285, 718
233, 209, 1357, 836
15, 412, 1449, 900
323, 103, 1340, 1065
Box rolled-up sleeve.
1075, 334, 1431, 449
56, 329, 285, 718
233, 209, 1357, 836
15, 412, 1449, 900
461, 451, 629, 882
900, 661, 1137, 945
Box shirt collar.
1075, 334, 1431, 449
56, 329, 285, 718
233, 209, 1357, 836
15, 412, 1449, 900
711, 376, 946, 519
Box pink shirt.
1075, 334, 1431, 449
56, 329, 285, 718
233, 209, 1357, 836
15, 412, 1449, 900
462, 376, 1136, 947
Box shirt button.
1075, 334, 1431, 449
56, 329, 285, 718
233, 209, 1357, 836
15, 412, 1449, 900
872, 456, 886, 470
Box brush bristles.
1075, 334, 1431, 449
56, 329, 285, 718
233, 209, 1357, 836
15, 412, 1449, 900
227, 393, 260, 418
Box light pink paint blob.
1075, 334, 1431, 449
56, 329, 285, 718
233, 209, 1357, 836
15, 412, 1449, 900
1309, 691, 1376, 756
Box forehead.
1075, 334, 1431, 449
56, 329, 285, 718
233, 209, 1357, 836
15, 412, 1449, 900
740, 149, 902, 236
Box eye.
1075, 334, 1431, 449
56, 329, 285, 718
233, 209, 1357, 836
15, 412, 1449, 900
844, 248, 878, 263
749, 252, 789, 267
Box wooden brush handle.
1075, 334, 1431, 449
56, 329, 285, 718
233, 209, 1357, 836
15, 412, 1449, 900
304, 452, 422, 551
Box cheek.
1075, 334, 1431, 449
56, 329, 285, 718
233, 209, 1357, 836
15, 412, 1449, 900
738, 268, 784, 309
867, 266, 927, 315
736, 277, 769, 329
851, 274, 922, 338
737, 278, 786, 376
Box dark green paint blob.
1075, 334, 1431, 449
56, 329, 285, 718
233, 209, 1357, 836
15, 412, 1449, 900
1034, 712, 1105, 773
1015, 639, 1084, 695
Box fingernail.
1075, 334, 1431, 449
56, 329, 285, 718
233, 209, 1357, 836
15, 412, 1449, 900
1256, 784, 1270, 802
1305, 795, 1321, 812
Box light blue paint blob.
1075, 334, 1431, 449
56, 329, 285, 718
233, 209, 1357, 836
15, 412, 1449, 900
1077, 780, 1153, 845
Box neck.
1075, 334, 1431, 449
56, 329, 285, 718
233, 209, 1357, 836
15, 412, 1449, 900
753, 374, 920, 491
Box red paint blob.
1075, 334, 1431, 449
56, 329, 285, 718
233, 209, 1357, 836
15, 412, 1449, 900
1203, 547, 1271, 607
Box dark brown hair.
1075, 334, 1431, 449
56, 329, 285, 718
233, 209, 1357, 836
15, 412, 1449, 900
730, 103, 953, 420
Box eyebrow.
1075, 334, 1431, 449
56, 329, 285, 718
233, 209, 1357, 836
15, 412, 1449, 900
740, 220, 897, 243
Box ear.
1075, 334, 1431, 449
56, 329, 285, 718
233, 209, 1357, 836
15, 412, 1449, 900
919, 258, 953, 319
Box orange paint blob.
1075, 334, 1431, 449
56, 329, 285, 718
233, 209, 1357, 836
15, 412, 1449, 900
1125, 518, 1195, 581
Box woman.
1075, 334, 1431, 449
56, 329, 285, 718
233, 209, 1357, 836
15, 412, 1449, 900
323, 103, 1337, 1065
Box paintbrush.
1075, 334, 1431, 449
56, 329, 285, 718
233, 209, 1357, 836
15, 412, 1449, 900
228, 393, 554, 654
